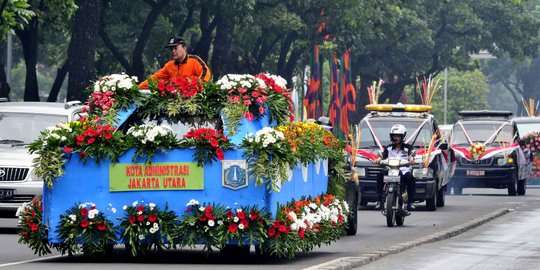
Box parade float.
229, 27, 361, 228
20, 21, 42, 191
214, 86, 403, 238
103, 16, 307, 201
17, 73, 354, 259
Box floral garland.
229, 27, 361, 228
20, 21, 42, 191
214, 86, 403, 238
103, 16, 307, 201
118, 201, 177, 256
126, 124, 180, 164
56, 203, 117, 256
28, 118, 127, 188
217, 74, 294, 136
240, 127, 296, 191
180, 128, 232, 166
85, 73, 143, 125
19, 194, 347, 259
264, 194, 349, 259
139, 77, 203, 119
16, 197, 52, 256
469, 143, 485, 160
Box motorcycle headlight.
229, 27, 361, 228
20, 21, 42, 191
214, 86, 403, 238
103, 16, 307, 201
352, 167, 366, 177
413, 168, 433, 179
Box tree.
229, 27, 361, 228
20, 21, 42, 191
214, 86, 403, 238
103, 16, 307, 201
66, 0, 101, 102
0, 0, 34, 99
337, 0, 540, 122
14, 0, 75, 101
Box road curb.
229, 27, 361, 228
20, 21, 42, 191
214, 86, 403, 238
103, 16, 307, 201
303, 208, 510, 270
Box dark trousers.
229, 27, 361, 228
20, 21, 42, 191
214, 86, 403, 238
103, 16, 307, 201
377, 171, 415, 203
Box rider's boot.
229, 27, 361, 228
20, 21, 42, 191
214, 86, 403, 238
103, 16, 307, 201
374, 195, 383, 210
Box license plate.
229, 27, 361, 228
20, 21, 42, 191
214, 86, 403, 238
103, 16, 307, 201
384, 176, 400, 183
0, 189, 14, 200
466, 170, 485, 176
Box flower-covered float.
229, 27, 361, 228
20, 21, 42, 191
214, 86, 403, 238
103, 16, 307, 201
18, 73, 355, 259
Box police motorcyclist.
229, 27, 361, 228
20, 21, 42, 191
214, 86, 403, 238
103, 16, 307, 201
374, 124, 416, 213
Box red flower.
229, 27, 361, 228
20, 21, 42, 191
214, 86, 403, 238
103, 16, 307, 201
268, 227, 275, 237
298, 228, 305, 240
137, 215, 146, 222
205, 205, 213, 213
249, 211, 258, 220
228, 223, 238, 233
226, 211, 234, 219
137, 205, 145, 212
148, 213, 158, 223
129, 215, 136, 224
244, 112, 254, 121
77, 135, 85, 142
198, 216, 207, 222
209, 138, 219, 148
104, 132, 112, 140
97, 222, 107, 231
64, 147, 73, 153
30, 223, 38, 231
237, 211, 246, 220
240, 219, 249, 228
80, 219, 89, 228
87, 138, 96, 144
80, 208, 89, 216
215, 148, 225, 160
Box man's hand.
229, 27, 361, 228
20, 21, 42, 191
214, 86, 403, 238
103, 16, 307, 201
373, 157, 382, 164
408, 156, 415, 165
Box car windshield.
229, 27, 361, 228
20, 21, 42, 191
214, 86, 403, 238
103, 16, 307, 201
516, 122, 540, 137
358, 118, 433, 148
451, 122, 513, 145
0, 112, 68, 144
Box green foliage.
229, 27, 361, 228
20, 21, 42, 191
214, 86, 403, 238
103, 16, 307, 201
0, 0, 35, 39
17, 197, 52, 256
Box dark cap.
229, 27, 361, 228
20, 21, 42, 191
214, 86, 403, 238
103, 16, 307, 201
519, 139, 526, 146
165, 36, 186, 48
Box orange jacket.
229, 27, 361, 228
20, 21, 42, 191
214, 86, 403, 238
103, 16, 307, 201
138, 54, 211, 89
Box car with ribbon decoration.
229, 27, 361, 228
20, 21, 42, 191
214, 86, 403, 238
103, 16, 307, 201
449, 111, 527, 195
350, 103, 454, 211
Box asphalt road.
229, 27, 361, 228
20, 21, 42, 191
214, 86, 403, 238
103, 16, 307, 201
0, 188, 537, 270
356, 191, 540, 270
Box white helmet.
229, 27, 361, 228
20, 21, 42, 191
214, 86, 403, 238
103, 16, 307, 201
389, 124, 406, 141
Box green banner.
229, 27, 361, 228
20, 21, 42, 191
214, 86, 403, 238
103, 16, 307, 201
109, 162, 204, 192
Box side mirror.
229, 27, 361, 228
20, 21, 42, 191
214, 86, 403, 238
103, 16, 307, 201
439, 143, 448, 150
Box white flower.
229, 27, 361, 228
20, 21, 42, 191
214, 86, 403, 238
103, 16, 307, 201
139, 234, 146, 240
153, 223, 159, 229
88, 212, 95, 219
238, 224, 245, 230
146, 221, 150, 226
149, 203, 156, 210
132, 201, 139, 207
186, 199, 200, 206
199, 206, 206, 212
217, 220, 223, 225
137, 211, 143, 215
110, 208, 116, 214
69, 214, 77, 221
122, 205, 128, 210
208, 220, 215, 227
233, 217, 239, 223
149, 227, 157, 234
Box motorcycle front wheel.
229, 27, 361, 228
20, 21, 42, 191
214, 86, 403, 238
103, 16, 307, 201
386, 192, 396, 227
396, 194, 405, 226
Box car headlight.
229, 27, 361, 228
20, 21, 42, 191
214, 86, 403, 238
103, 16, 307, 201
27, 169, 42, 181
352, 167, 366, 177
497, 157, 514, 166
413, 168, 433, 179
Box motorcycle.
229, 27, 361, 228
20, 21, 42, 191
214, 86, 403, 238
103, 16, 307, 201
380, 158, 411, 227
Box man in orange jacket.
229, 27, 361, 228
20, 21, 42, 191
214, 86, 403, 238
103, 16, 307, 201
138, 36, 212, 89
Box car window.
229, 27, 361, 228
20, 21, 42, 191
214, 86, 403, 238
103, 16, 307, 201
358, 118, 433, 148
452, 122, 513, 145
0, 112, 68, 144
516, 122, 540, 137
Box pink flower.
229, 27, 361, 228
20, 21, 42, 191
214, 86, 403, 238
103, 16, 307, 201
244, 112, 254, 121
258, 106, 265, 114
238, 88, 247, 94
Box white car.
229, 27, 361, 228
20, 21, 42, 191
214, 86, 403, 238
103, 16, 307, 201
0, 101, 83, 213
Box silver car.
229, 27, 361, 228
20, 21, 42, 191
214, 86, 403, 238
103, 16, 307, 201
0, 101, 83, 213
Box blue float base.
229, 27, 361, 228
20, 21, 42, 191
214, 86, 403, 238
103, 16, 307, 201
43, 149, 328, 243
